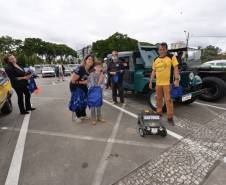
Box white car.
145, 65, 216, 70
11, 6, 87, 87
201, 60, 226, 69
41, 67, 56, 78
68, 64, 80, 72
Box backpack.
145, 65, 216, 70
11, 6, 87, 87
113, 72, 121, 83
87, 86, 103, 108
28, 77, 37, 93
69, 88, 87, 111
170, 84, 183, 100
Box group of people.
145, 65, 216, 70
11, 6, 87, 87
3, 42, 179, 126
69, 51, 126, 125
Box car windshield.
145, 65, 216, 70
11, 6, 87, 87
140, 49, 159, 68
43, 67, 53, 71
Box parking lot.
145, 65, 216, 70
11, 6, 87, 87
0, 77, 226, 185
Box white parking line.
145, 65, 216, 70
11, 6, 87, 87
103, 99, 184, 140
194, 102, 226, 111
1, 127, 171, 149
92, 105, 125, 185
5, 113, 31, 185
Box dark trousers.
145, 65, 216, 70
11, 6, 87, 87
111, 81, 124, 103
75, 108, 87, 118
14, 86, 31, 113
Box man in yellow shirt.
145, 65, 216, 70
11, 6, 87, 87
149, 43, 180, 124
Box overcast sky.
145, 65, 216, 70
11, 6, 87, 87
1, 0, 226, 51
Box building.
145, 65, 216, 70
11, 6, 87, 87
77, 45, 92, 60
170, 41, 186, 49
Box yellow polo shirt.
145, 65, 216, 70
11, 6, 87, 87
152, 55, 178, 85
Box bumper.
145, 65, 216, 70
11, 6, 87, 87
190, 88, 208, 98
176, 88, 208, 102
42, 73, 55, 77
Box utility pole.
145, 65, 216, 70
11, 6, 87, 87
184, 31, 190, 61
184, 31, 190, 47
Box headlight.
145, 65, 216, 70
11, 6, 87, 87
146, 127, 151, 131
189, 72, 195, 80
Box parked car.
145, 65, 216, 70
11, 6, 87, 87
41, 67, 56, 78
68, 64, 80, 72
0, 69, 13, 114
191, 60, 226, 101
34, 65, 42, 74
64, 66, 72, 76
106, 43, 206, 111
200, 60, 226, 69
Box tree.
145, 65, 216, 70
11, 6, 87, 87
0, 36, 23, 54
0, 35, 77, 66
201, 45, 222, 62
92, 32, 138, 59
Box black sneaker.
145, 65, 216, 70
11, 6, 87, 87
26, 108, 36, 111
167, 118, 175, 125
21, 111, 29, 115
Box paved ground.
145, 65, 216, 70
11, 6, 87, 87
0, 77, 225, 185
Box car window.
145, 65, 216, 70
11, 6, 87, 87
43, 67, 53, 71
216, 62, 226, 66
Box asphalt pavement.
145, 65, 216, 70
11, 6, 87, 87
0, 77, 225, 185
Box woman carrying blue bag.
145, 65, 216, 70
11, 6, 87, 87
69, 54, 95, 123
88, 62, 106, 125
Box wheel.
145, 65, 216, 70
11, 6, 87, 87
139, 128, 145, 137
180, 97, 197, 105
148, 90, 166, 112
1, 98, 13, 114
200, 77, 226, 101
160, 129, 167, 137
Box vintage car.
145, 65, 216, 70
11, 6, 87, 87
106, 43, 206, 111
0, 69, 13, 114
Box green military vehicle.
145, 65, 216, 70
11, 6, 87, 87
107, 43, 206, 111
190, 60, 226, 101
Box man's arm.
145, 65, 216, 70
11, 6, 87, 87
172, 55, 180, 87
149, 69, 156, 89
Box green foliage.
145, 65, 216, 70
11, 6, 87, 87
0, 35, 77, 67
92, 32, 139, 59
201, 45, 223, 62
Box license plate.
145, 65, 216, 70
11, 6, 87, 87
182, 93, 192, 102
151, 128, 158, 134
143, 115, 160, 120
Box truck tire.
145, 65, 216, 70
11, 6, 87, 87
200, 77, 226, 102
1, 98, 13, 114
148, 90, 166, 112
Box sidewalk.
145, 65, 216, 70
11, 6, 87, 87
203, 158, 226, 185
113, 113, 226, 185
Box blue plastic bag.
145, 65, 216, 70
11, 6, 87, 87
87, 86, 103, 108
28, 77, 37, 93
171, 84, 183, 100
69, 88, 87, 112
113, 72, 120, 83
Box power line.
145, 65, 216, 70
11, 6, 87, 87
191, 34, 226, 38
